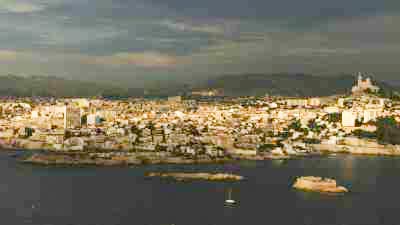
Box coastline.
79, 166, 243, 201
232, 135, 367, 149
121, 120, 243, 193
20, 151, 234, 167
311, 143, 400, 156
5, 140, 400, 167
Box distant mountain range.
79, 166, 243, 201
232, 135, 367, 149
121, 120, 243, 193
0, 75, 130, 97
0, 74, 398, 98
194, 74, 399, 97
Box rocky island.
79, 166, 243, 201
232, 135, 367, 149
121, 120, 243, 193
145, 172, 244, 181
293, 176, 348, 193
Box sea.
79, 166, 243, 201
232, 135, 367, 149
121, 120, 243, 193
1, 150, 399, 225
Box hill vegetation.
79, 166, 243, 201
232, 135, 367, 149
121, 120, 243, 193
0, 74, 398, 98
0, 75, 130, 97
198, 74, 399, 97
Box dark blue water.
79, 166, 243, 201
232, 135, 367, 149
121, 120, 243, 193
1, 151, 400, 225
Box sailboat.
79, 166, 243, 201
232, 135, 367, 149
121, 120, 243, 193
225, 188, 236, 205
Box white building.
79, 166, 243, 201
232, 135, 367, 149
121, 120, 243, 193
308, 98, 321, 107
363, 109, 382, 123
31, 110, 39, 119
342, 110, 358, 127
71, 98, 90, 108
351, 72, 380, 95
338, 98, 345, 107
168, 96, 182, 103
285, 99, 308, 107
324, 106, 340, 114
87, 114, 97, 127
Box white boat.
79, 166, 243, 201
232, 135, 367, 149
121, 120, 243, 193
225, 188, 236, 205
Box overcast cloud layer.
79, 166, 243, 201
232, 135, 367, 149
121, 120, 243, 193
0, 0, 399, 85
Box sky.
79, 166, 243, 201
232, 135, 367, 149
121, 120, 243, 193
0, 0, 399, 86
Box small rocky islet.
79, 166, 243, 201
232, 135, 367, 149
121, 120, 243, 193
145, 172, 244, 181
292, 176, 349, 193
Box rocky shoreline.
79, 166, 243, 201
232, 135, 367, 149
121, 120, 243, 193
145, 172, 244, 181
20, 150, 313, 167
13, 141, 400, 168
311, 144, 400, 156
293, 176, 348, 193
21, 152, 233, 166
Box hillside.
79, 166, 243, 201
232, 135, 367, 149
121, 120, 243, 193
0, 74, 397, 98
195, 74, 398, 97
0, 75, 130, 97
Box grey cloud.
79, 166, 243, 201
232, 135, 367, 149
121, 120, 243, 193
1, 0, 400, 84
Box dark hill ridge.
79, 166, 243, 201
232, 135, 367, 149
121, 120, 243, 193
0, 74, 397, 97
0, 75, 130, 97
198, 74, 399, 97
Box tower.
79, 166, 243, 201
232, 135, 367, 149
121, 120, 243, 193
357, 72, 363, 85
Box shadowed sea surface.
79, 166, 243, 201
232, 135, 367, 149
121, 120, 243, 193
1, 151, 399, 225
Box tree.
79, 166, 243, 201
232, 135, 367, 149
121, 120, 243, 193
308, 118, 328, 134
201, 125, 209, 133
81, 115, 87, 127
376, 116, 400, 145
216, 146, 225, 158
390, 91, 400, 101
355, 118, 363, 127
155, 144, 167, 152
308, 119, 317, 130
260, 132, 267, 143
187, 124, 200, 136
288, 119, 302, 131
258, 143, 276, 152
161, 127, 167, 143
146, 121, 155, 142
303, 138, 321, 144
352, 129, 376, 139
130, 125, 142, 145
326, 113, 342, 123
64, 130, 73, 139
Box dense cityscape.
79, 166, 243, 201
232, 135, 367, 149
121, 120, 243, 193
1, 73, 400, 166
3, 0, 400, 223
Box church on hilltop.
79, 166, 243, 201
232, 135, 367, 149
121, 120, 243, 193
351, 72, 380, 95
